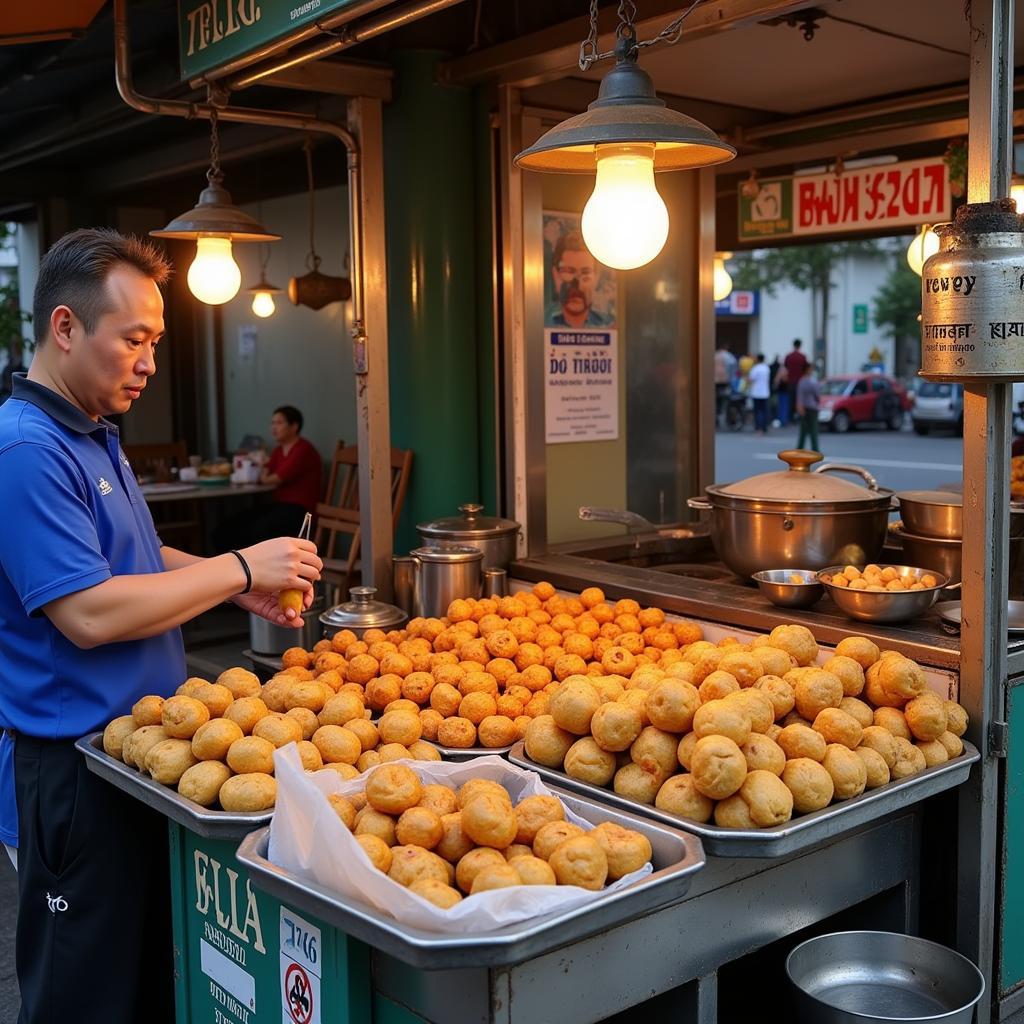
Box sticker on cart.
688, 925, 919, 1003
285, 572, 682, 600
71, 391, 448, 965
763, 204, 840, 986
280, 907, 321, 1024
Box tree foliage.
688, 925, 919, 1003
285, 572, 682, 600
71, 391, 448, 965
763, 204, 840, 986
729, 240, 881, 297
872, 258, 921, 342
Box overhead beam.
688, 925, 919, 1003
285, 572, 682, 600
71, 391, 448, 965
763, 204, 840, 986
259, 60, 393, 102
438, 0, 818, 88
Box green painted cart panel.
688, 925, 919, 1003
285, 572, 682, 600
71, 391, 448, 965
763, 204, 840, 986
1001, 683, 1024, 993
168, 823, 372, 1024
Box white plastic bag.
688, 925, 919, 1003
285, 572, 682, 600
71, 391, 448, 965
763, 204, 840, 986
268, 745, 652, 934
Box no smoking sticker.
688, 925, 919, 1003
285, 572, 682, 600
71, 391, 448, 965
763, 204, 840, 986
285, 963, 314, 1024
281, 907, 321, 1024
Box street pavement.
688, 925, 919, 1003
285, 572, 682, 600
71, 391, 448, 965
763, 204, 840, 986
715, 419, 965, 493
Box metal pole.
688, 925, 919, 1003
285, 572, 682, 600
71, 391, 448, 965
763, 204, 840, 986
957, 2, 1013, 1018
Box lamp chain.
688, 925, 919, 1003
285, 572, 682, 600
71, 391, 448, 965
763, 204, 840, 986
579, 0, 704, 71
303, 136, 321, 272
207, 108, 222, 186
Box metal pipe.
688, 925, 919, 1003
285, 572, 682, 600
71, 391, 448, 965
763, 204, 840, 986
227, 0, 469, 91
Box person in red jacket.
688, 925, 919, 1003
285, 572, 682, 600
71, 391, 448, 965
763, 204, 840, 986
214, 406, 322, 548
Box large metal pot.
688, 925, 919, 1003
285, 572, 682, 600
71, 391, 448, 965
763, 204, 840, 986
688, 449, 893, 578
416, 504, 521, 571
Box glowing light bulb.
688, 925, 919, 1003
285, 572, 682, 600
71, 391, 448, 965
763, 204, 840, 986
713, 255, 733, 301
906, 225, 939, 276
581, 144, 669, 270
187, 236, 241, 304
1011, 181, 1024, 212
251, 290, 276, 318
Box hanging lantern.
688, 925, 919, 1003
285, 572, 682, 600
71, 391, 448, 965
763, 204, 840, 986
906, 224, 939, 276
713, 252, 733, 301
245, 242, 281, 318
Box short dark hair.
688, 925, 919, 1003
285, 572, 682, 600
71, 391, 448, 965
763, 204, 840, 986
33, 228, 171, 344
552, 230, 591, 269
792, 338, 802, 349
756, 353, 765, 362
274, 405, 303, 431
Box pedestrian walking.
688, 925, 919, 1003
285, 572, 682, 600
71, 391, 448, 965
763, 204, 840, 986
748, 353, 771, 434
714, 343, 737, 427
784, 339, 808, 425
796, 362, 821, 452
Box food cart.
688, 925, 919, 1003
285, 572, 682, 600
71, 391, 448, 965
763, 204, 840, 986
82, 0, 1021, 1021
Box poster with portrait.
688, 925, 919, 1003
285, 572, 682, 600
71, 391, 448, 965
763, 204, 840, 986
543, 211, 619, 444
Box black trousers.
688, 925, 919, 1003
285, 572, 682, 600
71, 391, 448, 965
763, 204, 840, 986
14, 735, 174, 1024
212, 500, 308, 552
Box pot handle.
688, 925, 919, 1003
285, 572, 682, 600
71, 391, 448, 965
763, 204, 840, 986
812, 462, 880, 491
687, 497, 713, 511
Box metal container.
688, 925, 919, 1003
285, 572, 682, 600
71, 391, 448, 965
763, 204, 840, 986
751, 569, 824, 609
392, 555, 416, 614
891, 528, 964, 584
508, 741, 978, 859
818, 564, 948, 623
482, 566, 508, 597
409, 544, 484, 617
236, 784, 705, 969
896, 490, 1024, 541
688, 449, 893, 578
921, 199, 1024, 381
416, 503, 521, 571
319, 585, 407, 639
787, 931, 985, 1024
248, 595, 324, 655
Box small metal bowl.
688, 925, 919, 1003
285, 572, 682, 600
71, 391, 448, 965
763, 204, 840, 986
817, 564, 948, 623
751, 569, 824, 609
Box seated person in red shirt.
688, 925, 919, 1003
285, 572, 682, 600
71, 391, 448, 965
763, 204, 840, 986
214, 406, 322, 548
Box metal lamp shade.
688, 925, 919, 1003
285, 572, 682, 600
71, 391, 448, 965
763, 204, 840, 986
245, 277, 282, 295
515, 60, 735, 173
151, 181, 280, 242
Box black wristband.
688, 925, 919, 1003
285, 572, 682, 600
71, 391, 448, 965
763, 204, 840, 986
229, 550, 252, 594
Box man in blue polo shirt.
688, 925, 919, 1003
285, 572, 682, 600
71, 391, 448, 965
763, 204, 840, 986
0, 228, 323, 1024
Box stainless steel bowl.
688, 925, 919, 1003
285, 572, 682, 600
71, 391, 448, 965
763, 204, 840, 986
752, 569, 824, 609
787, 930, 985, 1024
892, 526, 963, 584
817, 564, 948, 623
895, 490, 963, 539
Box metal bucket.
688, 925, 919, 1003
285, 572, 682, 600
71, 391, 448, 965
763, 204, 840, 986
248, 598, 323, 655
786, 931, 985, 1024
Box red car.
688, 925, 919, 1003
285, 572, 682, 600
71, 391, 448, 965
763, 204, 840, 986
816, 373, 912, 433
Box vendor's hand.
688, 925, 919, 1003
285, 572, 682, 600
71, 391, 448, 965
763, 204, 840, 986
239, 537, 322, 595
233, 588, 313, 628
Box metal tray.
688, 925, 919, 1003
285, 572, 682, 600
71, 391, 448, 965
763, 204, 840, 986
243, 649, 282, 678
77, 733, 272, 840
508, 740, 979, 859
423, 737, 515, 761
236, 784, 705, 970
935, 601, 1024, 636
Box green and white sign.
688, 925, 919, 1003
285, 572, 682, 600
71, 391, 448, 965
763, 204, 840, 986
853, 304, 869, 333
178, 0, 373, 80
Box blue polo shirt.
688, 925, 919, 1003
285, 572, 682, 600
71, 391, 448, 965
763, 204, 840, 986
0, 375, 186, 846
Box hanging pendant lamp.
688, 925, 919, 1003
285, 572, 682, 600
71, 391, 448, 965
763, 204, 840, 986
152, 108, 279, 305
514, 1, 735, 270
247, 243, 282, 318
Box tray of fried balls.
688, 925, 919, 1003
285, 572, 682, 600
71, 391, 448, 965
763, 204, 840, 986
236, 757, 704, 969
81, 665, 449, 839
509, 624, 978, 858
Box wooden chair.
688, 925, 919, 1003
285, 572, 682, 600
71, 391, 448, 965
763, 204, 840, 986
314, 445, 414, 596
123, 440, 204, 553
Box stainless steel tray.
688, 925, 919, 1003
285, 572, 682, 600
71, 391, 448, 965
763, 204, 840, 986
236, 785, 705, 969
243, 648, 282, 678
423, 737, 515, 761
77, 733, 272, 840
508, 740, 979, 859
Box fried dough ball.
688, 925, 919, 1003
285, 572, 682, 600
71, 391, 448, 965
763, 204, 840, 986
945, 701, 968, 738
690, 735, 747, 800
725, 689, 775, 735
226, 736, 275, 775
406, 740, 443, 762
418, 709, 444, 743
190, 719, 244, 762
284, 707, 319, 741
355, 834, 392, 873
698, 671, 741, 703
389, 845, 449, 889
854, 746, 890, 789
752, 646, 795, 679
838, 697, 873, 730
357, 751, 382, 773
437, 717, 477, 749
178, 761, 232, 807
655, 775, 714, 822
675, 732, 697, 771
878, 655, 927, 703
342, 718, 378, 754
769, 624, 818, 666
130, 725, 172, 771
782, 757, 834, 813
192, 682, 235, 719
938, 731, 964, 759
161, 695, 212, 740
321, 762, 361, 782
469, 862, 521, 894
103, 716, 136, 761
145, 738, 199, 785
690, 648, 724, 684
318, 691, 365, 728
715, 794, 757, 829
904, 692, 948, 742
812, 708, 863, 750
524, 715, 575, 768
409, 878, 463, 909
565, 738, 617, 786
458, 692, 497, 726
793, 670, 844, 721
692, 700, 751, 747
756, 676, 796, 720
712, 651, 759, 688
216, 667, 262, 699
281, 647, 312, 669
740, 769, 794, 826
429, 683, 462, 718
396, 806, 444, 849
455, 848, 510, 892
822, 744, 867, 800
873, 707, 912, 741
436, 813, 475, 864
834, 636, 880, 669
249, 713, 302, 750
413, 785, 457, 820
549, 835, 608, 890
355, 808, 398, 846
915, 739, 949, 768
505, 844, 534, 862
364, 675, 401, 713
310, 725, 360, 766
461, 794, 517, 849
478, 716, 518, 748
379, 709, 423, 747
891, 737, 927, 779
549, 677, 601, 735
533, 821, 586, 861
458, 779, 511, 809
327, 793, 358, 829
219, 772, 276, 812
613, 763, 662, 804
514, 796, 565, 845
366, 764, 422, 814
630, 726, 680, 778
741, 733, 786, 776
821, 656, 865, 697
859, 725, 898, 769
589, 702, 643, 753
777, 723, 827, 762
221, 696, 268, 735
508, 855, 557, 886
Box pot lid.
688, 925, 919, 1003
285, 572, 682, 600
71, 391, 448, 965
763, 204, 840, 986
417, 503, 520, 540
716, 450, 882, 502
319, 586, 407, 631
410, 543, 485, 564
896, 490, 962, 508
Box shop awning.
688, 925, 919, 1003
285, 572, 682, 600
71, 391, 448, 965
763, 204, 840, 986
0, 0, 106, 46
